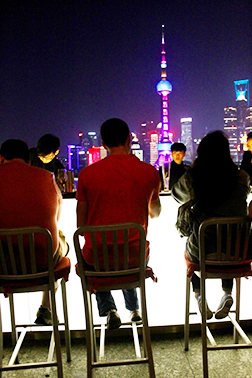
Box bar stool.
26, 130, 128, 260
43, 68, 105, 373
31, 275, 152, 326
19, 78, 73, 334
0, 227, 71, 378
74, 223, 156, 378
184, 216, 252, 378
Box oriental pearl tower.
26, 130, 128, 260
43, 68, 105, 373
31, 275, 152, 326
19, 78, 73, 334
155, 25, 173, 187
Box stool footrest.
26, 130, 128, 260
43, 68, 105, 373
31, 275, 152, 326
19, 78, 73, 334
92, 357, 149, 368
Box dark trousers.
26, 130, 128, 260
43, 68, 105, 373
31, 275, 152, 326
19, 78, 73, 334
191, 273, 233, 293
82, 258, 139, 317
96, 289, 139, 317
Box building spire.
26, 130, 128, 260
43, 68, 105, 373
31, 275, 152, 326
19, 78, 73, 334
161, 24, 167, 79
155, 25, 173, 173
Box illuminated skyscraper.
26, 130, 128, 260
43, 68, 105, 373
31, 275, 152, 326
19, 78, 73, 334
150, 133, 159, 166
224, 79, 250, 162
224, 107, 238, 162
67, 144, 86, 176
155, 25, 173, 168
180, 117, 194, 163
131, 134, 143, 161
246, 107, 252, 134
139, 121, 154, 164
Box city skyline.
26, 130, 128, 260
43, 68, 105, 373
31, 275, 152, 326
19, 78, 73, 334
1, 1, 252, 157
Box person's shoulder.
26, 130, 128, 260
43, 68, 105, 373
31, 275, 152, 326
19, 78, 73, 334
239, 168, 250, 182
137, 159, 159, 174
28, 163, 54, 178
183, 164, 191, 171
78, 157, 106, 176
54, 158, 65, 168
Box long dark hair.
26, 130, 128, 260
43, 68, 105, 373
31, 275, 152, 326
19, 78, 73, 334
191, 131, 238, 209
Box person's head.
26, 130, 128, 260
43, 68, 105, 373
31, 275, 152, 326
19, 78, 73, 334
0, 139, 29, 163
196, 130, 231, 163
247, 132, 252, 152
192, 130, 238, 208
37, 134, 60, 164
171, 142, 186, 165
100, 118, 131, 150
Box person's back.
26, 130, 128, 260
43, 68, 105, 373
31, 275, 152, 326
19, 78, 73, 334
78, 154, 158, 226
0, 159, 61, 256
77, 153, 159, 266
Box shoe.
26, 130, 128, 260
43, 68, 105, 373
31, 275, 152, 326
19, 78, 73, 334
107, 309, 121, 331
130, 309, 142, 323
35, 306, 53, 325
215, 294, 233, 319
197, 295, 213, 320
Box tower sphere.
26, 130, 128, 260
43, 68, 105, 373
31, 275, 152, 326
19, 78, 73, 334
156, 80, 172, 95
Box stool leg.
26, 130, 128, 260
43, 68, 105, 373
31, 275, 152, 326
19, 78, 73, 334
140, 286, 155, 378
234, 278, 241, 344
0, 300, 3, 377
8, 294, 19, 364
61, 279, 71, 362
84, 290, 94, 378
200, 277, 209, 378
184, 274, 191, 351
49, 289, 63, 378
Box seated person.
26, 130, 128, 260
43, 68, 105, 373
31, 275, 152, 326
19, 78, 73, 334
172, 131, 250, 320
30, 134, 65, 178
0, 139, 69, 325
240, 132, 252, 184
159, 142, 191, 190
76, 118, 161, 330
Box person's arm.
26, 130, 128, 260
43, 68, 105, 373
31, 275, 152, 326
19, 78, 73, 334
77, 200, 89, 227
149, 197, 161, 218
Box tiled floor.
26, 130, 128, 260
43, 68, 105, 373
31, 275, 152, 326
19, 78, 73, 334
2, 328, 252, 377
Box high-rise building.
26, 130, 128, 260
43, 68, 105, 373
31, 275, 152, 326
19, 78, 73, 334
87, 131, 99, 147
224, 79, 250, 162
131, 134, 143, 161
180, 117, 194, 163
150, 133, 159, 166
88, 146, 107, 166
224, 106, 238, 162
246, 107, 252, 134
155, 25, 173, 168
138, 121, 154, 164
67, 144, 86, 176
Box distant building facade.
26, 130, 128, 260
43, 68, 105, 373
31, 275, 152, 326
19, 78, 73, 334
246, 106, 252, 134
180, 117, 194, 163
224, 106, 238, 162
224, 79, 250, 163
131, 134, 143, 161
67, 144, 86, 176
150, 133, 159, 166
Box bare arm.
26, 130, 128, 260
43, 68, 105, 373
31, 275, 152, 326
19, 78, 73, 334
77, 200, 89, 227
149, 197, 161, 218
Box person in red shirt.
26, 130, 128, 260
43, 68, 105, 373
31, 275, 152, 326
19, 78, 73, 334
0, 139, 69, 325
76, 118, 161, 330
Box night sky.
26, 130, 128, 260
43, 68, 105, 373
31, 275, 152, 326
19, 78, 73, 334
1, 0, 252, 157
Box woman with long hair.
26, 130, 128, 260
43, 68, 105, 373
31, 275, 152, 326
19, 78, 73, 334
172, 130, 250, 319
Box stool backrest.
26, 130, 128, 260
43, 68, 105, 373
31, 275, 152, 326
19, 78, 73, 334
74, 223, 147, 291
199, 217, 252, 276
0, 227, 54, 282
